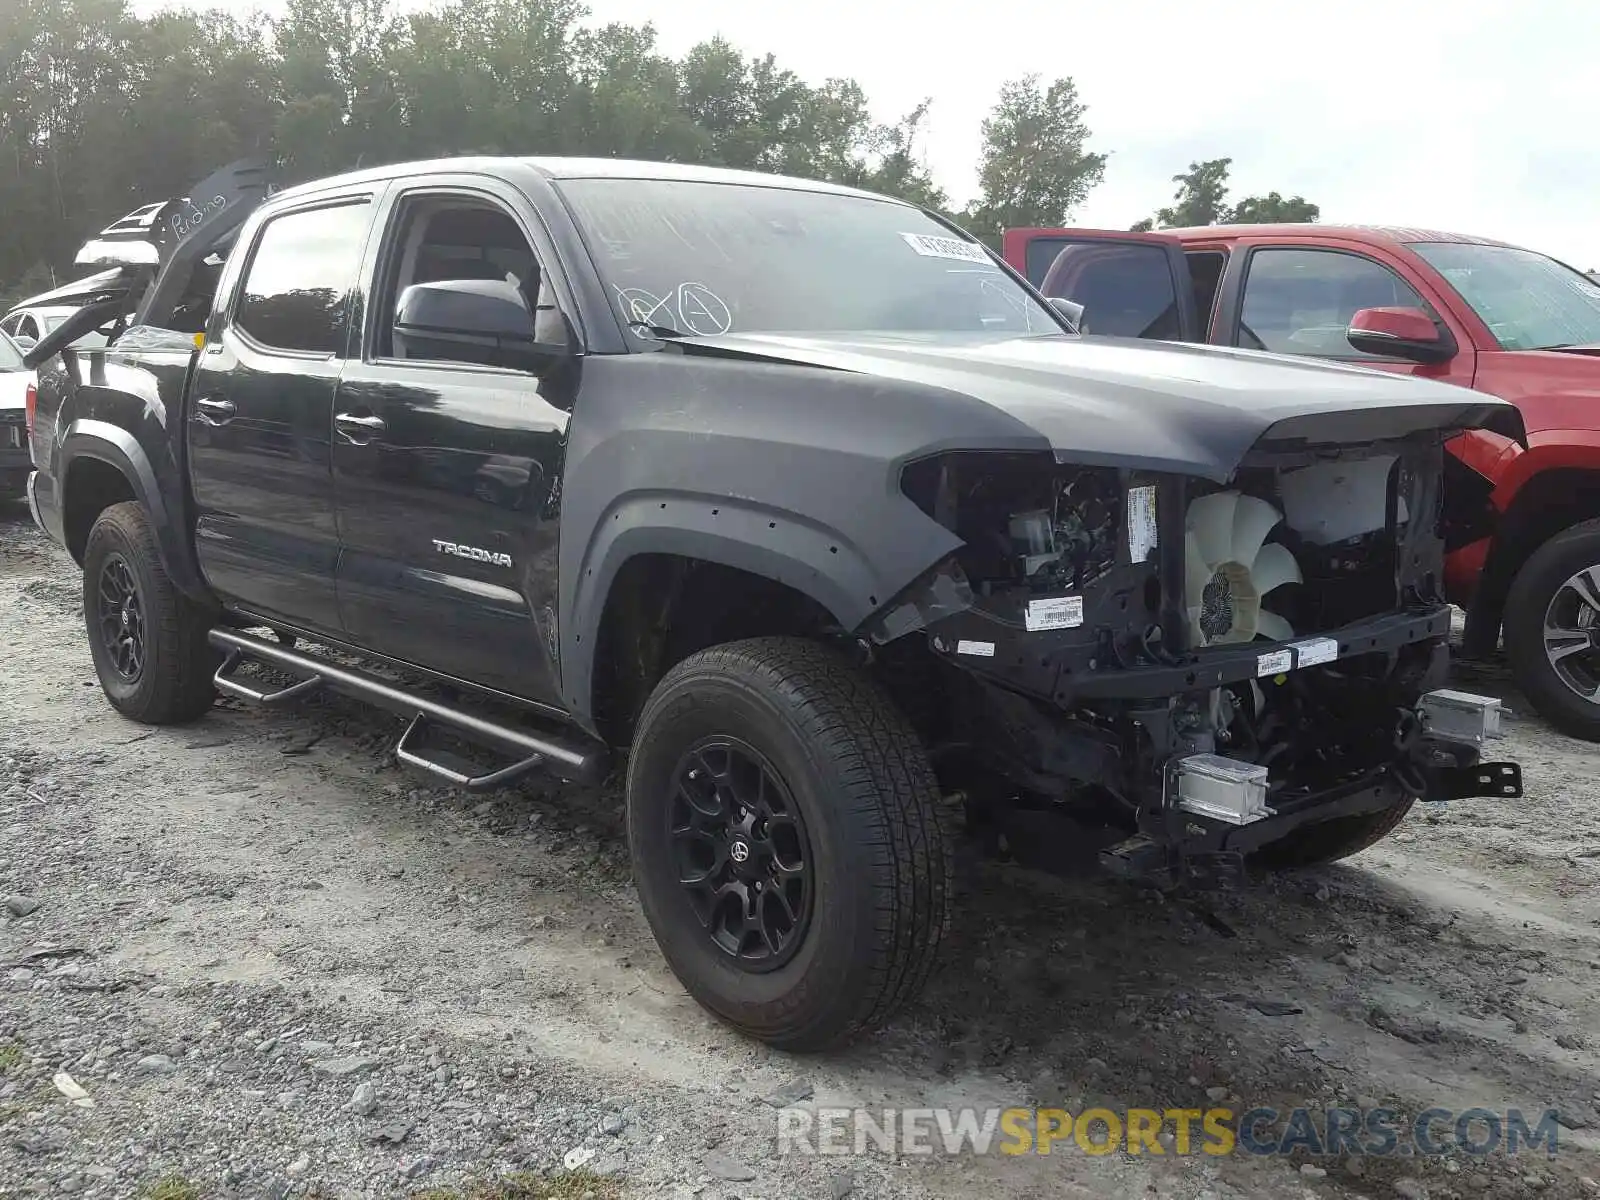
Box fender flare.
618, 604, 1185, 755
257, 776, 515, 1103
59, 418, 212, 603
560, 492, 949, 728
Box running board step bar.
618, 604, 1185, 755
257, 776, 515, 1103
214, 648, 325, 706
207, 628, 608, 788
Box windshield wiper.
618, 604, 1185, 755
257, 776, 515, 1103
629, 321, 691, 340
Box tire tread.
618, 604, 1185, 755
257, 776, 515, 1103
630, 636, 953, 1049
83, 501, 216, 724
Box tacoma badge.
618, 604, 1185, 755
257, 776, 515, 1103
431, 539, 512, 568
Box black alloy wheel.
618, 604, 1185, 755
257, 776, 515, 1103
668, 737, 813, 971
625, 636, 953, 1051
81, 501, 219, 724
95, 552, 146, 682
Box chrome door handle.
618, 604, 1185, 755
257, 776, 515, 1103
194, 396, 235, 425
335, 412, 386, 442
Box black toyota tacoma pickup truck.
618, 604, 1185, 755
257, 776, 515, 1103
21, 156, 1524, 1050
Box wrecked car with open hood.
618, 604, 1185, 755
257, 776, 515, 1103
22, 157, 1524, 1051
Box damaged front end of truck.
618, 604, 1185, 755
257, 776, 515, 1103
864, 408, 1523, 888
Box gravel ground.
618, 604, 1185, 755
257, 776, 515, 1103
3, 498, 1600, 1200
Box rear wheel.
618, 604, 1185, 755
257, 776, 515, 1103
1251, 796, 1415, 870
1504, 518, 1600, 742
82, 501, 218, 724
626, 637, 952, 1051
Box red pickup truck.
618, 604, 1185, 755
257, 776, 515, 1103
1005, 224, 1600, 741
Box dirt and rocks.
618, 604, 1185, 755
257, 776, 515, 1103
2, 499, 1600, 1200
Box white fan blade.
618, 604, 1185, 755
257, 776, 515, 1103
1256, 609, 1295, 642
1186, 492, 1238, 568
1251, 542, 1302, 595
1186, 605, 1204, 643
1231, 495, 1282, 568
1185, 532, 1212, 604
1216, 602, 1256, 643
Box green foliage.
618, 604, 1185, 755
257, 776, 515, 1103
961, 74, 1106, 249
1134, 158, 1319, 230
0, 0, 988, 293
1229, 190, 1320, 224
0, 1042, 23, 1072
18, 0, 1353, 290
1153, 157, 1235, 228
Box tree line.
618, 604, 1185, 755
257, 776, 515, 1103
0, 0, 1319, 306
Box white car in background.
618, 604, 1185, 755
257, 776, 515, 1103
0, 304, 108, 351
0, 331, 33, 500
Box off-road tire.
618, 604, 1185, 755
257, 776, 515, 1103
82, 501, 218, 724
1251, 796, 1416, 870
1503, 518, 1600, 742
626, 636, 953, 1051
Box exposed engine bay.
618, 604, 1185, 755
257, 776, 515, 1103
874, 431, 1518, 886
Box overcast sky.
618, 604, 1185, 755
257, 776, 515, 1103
171, 0, 1600, 269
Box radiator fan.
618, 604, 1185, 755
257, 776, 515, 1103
1184, 492, 1302, 645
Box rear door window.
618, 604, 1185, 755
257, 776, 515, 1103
1037, 241, 1187, 339
233, 201, 372, 356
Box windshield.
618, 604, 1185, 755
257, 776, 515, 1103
0, 332, 22, 370
555, 178, 1055, 339
1411, 241, 1600, 351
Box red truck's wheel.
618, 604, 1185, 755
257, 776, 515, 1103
1504, 517, 1600, 742
82, 501, 218, 725
625, 637, 953, 1051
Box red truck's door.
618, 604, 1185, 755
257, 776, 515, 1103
1001, 228, 1201, 342
1211, 236, 1478, 392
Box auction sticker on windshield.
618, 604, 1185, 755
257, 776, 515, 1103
901, 232, 991, 263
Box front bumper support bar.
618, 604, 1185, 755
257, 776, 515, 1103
1104, 686, 1522, 888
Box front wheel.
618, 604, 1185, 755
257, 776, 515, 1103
625, 637, 953, 1052
82, 501, 218, 724
1504, 518, 1600, 742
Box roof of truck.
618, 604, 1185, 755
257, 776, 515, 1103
1158, 223, 1521, 250
271, 156, 892, 205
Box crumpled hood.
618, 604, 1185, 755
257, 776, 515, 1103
671, 332, 1522, 480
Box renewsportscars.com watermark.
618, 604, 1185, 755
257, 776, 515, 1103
777, 1106, 1563, 1159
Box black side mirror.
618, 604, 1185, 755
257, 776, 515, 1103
393, 278, 571, 373
22, 298, 125, 369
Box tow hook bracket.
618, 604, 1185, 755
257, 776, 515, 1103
1173, 754, 1274, 825
1418, 688, 1506, 747
1419, 760, 1523, 803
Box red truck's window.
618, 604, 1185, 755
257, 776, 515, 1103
1037, 242, 1183, 339
1412, 240, 1600, 351
1238, 248, 1426, 358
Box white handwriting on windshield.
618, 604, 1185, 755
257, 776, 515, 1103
615, 283, 733, 337
675, 283, 731, 335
